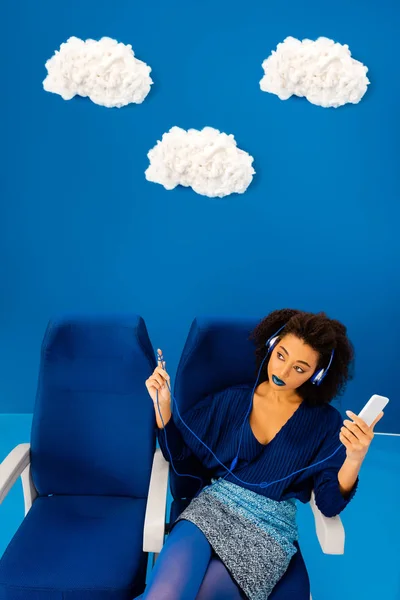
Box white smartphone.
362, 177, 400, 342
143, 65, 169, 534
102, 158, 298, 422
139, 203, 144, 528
358, 394, 389, 426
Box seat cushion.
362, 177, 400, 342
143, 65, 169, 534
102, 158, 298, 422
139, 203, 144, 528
169, 499, 310, 599
0, 496, 148, 599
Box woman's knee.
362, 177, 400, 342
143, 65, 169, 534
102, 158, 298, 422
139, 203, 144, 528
142, 520, 213, 599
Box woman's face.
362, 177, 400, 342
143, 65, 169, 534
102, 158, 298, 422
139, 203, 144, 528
267, 334, 320, 391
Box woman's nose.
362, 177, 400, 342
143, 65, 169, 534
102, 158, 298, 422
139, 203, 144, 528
281, 363, 292, 379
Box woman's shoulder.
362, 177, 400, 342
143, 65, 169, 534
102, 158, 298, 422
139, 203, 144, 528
306, 402, 343, 443
218, 383, 253, 396
307, 399, 342, 419
213, 384, 253, 407
184, 384, 251, 415
320, 403, 343, 427
181, 384, 251, 432
198, 384, 251, 409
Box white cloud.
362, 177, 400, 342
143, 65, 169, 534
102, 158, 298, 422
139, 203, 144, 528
260, 36, 369, 108
145, 127, 255, 198
43, 36, 153, 108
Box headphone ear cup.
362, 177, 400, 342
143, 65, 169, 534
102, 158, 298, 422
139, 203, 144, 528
311, 368, 324, 385
266, 336, 279, 355
310, 350, 334, 386
265, 325, 286, 356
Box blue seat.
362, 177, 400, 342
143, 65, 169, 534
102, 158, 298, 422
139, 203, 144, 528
0, 315, 157, 600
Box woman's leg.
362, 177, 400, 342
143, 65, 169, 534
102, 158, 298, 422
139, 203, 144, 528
195, 557, 245, 600
269, 544, 310, 600
142, 520, 213, 600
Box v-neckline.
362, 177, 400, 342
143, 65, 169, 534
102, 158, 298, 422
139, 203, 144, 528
247, 388, 305, 448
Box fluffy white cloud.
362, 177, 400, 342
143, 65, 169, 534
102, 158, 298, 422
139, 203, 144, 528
43, 36, 153, 108
145, 127, 255, 198
260, 36, 369, 108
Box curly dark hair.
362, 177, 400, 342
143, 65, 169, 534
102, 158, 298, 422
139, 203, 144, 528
250, 308, 355, 406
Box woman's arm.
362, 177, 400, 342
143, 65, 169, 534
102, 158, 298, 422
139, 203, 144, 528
313, 409, 383, 517
154, 396, 172, 429
337, 409, 383, 494
337, 457, 363, 496
313, 455, 357, 518
157, 393, 217, 464
146, 354, 195, 463
157, 405, 196, 463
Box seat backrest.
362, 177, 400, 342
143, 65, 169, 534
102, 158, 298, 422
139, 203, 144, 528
30, 315, 157, 498
171, 316, 259, 499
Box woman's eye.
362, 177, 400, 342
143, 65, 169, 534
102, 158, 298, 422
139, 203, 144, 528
295, 366, 304, 374
277, 352, 284, 360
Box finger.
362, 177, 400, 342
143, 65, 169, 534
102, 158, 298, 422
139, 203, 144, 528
371, 411, 384, 430
147, 380, 161, 391
148, 374, 164, 388
342, 421, 362, 441
154, 374, 166, 387
340, 427, 353, 443
147, 379, 161, 391
346, 411, 370, 435
339, 431, 351, 449
157, 349, 164, 366
155, 369, 170, 389
339, 432, 354, 452
341, 427, 364, 451
155, 366, 170, 380
343, 419, 372, 441
340, 426, 357, 445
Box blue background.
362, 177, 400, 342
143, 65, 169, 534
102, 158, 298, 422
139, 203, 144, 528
1, 0, 399, 430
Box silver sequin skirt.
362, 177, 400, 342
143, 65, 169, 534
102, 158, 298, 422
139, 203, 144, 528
175, 478, 299, 600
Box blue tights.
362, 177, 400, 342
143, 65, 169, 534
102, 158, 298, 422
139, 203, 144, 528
140, 520, 244, 600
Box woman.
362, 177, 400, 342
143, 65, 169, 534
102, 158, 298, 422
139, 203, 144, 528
140, 309, 383, 600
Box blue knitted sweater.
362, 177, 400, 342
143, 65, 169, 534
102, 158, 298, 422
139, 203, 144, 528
158, 385, 358, 517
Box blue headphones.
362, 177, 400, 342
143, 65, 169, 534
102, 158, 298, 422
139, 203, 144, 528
265, 324, 335, 386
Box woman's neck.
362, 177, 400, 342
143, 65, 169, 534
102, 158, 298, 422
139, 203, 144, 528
256, 380, 303, 407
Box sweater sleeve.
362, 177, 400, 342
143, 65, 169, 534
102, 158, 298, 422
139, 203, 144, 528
157, 394, 215, 464
312, 408, 358, 518
157, 416, 193, 462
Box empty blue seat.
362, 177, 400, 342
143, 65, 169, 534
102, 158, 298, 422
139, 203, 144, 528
0, 315, 157, 600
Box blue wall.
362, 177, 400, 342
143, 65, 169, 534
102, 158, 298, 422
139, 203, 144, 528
1, 0, 398, 430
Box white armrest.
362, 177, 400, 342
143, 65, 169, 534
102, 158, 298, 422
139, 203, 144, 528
143, 448, 169, 553
309, 491, 345, 555
0, 443, 37, 514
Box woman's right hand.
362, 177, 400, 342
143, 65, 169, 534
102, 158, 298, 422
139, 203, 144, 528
145, 349, 172, 428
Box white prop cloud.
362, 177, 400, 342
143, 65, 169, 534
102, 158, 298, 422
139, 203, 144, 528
260, 36, 369, 108
145, 127, 255, 198
43, 36, 153, 108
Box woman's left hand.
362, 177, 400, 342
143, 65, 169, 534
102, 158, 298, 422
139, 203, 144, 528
340, 411, 384, 463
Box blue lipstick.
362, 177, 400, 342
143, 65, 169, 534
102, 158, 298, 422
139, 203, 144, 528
272, 375, 286, 387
